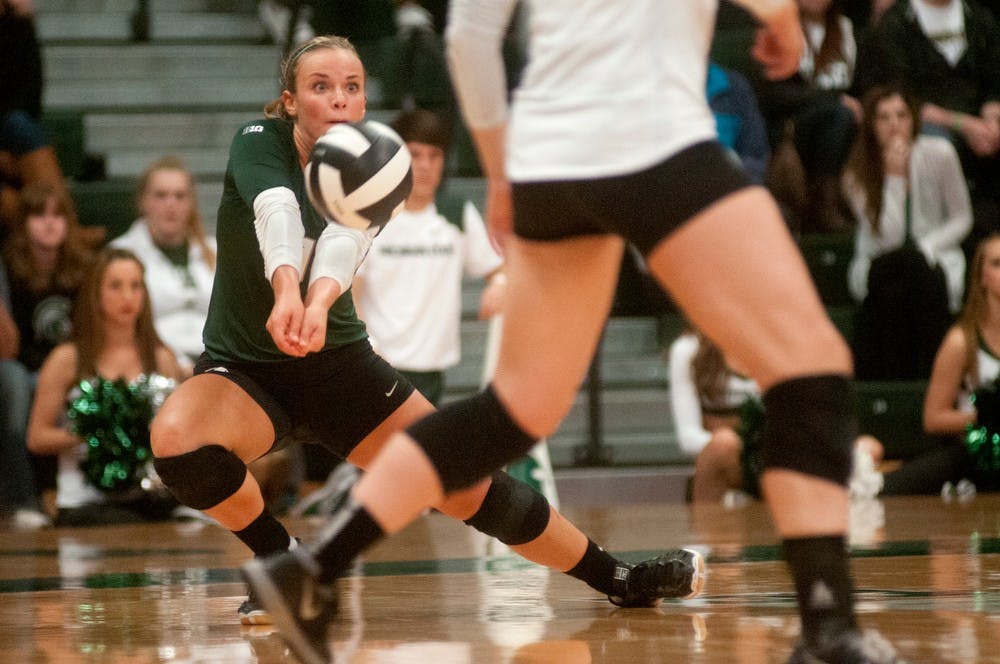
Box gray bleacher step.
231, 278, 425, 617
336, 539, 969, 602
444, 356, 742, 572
35, 11, 133, 41
45, 77, 279, 112
38, 0, 137, 10
445, 352, 666, 392
36, 9, 263, 43
102, 148, 230, 180
39, 0, 249, 10
44, 45, 282, 83
145, 12, 265, 41
546, 432, 686, 469
83, 110, 402, 180
553, 465, 692, 506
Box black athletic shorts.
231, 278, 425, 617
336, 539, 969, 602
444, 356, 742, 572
511, 140, 751, 256
193, 339, 415, 459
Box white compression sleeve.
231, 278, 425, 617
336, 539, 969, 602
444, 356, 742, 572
253, 186, 305, 281
308, 223, 378, 292
445, 0, 519, 129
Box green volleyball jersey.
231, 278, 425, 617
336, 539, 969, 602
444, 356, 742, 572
203, 118, 367, 362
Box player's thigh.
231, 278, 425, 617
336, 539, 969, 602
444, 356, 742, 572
493, 234, 625, 436
647, 186, 850, 390
151, 373, 275, 462
346, 389, 435, 469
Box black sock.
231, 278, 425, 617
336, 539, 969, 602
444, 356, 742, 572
234, 510, 292, 557
311, 499, 385, 584
565, 540, 626, 597
783, 535, 857, 647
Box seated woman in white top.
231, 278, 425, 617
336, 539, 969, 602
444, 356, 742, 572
844, 84, 972, 380
669, 327, 884, 502
111, 156, 216, 372
669, 327, 762, 502
845, 85, 972, 314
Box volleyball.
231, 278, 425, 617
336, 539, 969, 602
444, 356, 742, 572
305, 120, 413, 230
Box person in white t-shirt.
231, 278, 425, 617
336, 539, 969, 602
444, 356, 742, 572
354, 109, 505, 405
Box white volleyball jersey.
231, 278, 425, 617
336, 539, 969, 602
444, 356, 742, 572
448, 0, 721, 181
356, 201, 502, 371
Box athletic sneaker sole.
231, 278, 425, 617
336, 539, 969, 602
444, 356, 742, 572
242, 558, 332, 664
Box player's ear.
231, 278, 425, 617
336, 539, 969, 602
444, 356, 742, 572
282, 90, 297, 119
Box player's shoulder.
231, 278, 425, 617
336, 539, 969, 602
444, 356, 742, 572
232, 117, 291, 143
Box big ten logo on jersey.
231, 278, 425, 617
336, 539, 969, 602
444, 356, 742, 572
242, 124, 264, 135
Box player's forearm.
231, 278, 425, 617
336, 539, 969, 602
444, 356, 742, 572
470, 124, 507, 184
270, 265, 302, 303
304, 276, 342, 312
446, 0, 517, 155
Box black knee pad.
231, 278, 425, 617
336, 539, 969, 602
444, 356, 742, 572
153, 444, 248, 510
760, 374, 856, 487
407, 385, 538, 493
464, 471, 551, 546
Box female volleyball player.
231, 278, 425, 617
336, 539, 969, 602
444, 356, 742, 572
149, 35, 703, 629
243, 3, 904, 664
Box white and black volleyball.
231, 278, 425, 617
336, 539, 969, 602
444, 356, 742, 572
305, 120, 413, 230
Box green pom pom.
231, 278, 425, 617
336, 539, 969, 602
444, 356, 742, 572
966, 378, 1000, 473
67, 375, 175, 494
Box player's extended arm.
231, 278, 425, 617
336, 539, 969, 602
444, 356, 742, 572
297, 223, 377, 353
445, 0, 519, 248
254, 186, 306, 356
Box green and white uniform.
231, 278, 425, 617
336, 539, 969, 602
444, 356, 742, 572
203, 118, 367, 362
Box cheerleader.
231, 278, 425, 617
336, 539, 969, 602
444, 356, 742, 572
889, 234, 1000, 495
27, 248, 183, 526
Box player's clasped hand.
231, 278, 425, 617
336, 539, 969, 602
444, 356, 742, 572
297, 303, 329, 354
266, 291, 306, 357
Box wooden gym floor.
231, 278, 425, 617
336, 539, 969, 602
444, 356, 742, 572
1, 493, 999, 663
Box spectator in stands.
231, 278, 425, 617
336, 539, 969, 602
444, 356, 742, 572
0, 182, 93, 525
669, 326, 883, 502
854, 0, 1000, 253
0, 254, 50, 528
353, 109, 504, 406
111, 156, 215, 373
844, 85, 971, 380
755, 0, 861, 233
880, 233, 1000, 494
258, 0, 314, 51
389, 1, 458, 132
27, 248, 184, 526
843, 0, 897, 33
707, 60, 771, 184
0, 0, 101, 247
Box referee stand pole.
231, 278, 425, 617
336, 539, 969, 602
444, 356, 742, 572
481, 314, 560, 510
